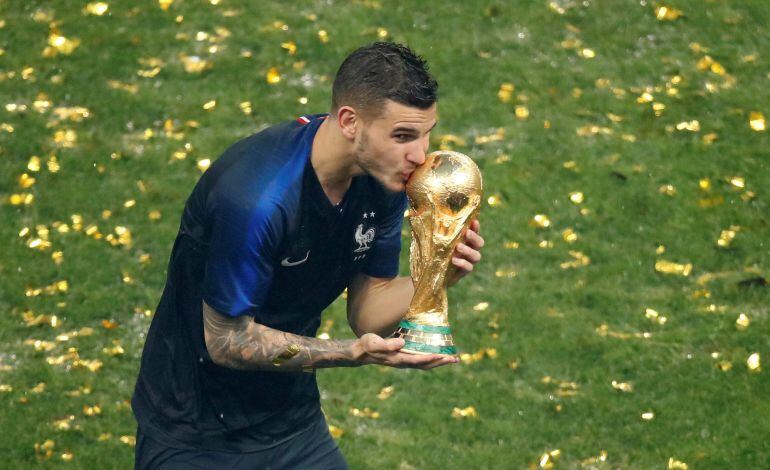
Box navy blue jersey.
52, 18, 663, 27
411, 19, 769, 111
132, 115, 407, 452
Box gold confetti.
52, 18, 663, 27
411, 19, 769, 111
576, 125, 612, 136
34, 439, 56, 459
749, 111, 766, 131
581, 450, 608, 466
451, 406, 478, 418
97, 433, 112, 441
561, 251, 590, 269
44, 31, 81, 57
655, 260, 692, 276
158, 0, 174, 11
474, 128, 505, 144
495, 269, 517, 278
724, 177, 745, 193
438, 134, 467, 149
53, 129, 78, 147
317, 30, 329, 43
611, 380, 633, 392
641, 411, 655, 420
538, 449, 561, 469
675, 120, 700, 132
497, 83, 514, 103
644, 308, 667, 325
266, 67, 281, 84
24, 339, 56, 351
596, 323, 651, 340
272, 344, 301, 366
0, 384, 13, 392
734, 313, 750, 331
180, 55, 213, 74
568, 191, 584, 204
487, 194, 503, 207
197, 159, 211, 172
562, 228, 578, 243
9, 193, 34, 206
281, 41, 297, 55
239, 101, 253, 115
119, 435, 136, 446
100, 340, 124, 356
23, 312, 60, 328
107, 79, 138, 94
514, 105, 530, 120
655, 5, 683, 21
328, 424, 344, 439
459, 349, 497, 364
579, 48, 596, 59
83, 404, 102, 416
202, 100, 217, 110
658, 184, 677, 196
530, 214, 551, 229
715, 360, 733, 372
349, 407, 380, 419
717, 226, 740, 248
377, 385, 394, 400
473, 302, 489, 311
667, 457, 688, 469
84, 2, 109, 15
74, 358, 103, 372
747, 353, 761, 372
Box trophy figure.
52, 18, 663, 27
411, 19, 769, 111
393, 150, 483, 355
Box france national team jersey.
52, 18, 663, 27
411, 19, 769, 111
132, 115, 407, 452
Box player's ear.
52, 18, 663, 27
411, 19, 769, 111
336, 106, 358, 141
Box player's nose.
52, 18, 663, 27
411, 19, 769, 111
407, 140, 427, 166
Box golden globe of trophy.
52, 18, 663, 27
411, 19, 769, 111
392, 150, 483, 355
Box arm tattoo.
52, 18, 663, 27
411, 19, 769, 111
202, 302, 361, 371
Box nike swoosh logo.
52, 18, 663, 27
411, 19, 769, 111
281, 250, 310, 267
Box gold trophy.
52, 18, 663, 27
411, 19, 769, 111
393, 150, 483, 355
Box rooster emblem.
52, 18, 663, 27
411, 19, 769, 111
354, 224, 376, 252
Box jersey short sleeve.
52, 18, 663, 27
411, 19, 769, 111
363, 192, 408, 278
202, 190, 285, 317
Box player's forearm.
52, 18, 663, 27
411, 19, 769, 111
347, 275, 414, 337
203, 301, 362, 372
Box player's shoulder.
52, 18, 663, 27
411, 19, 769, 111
201, 116, 314, 217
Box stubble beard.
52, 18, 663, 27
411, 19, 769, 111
355, 129, 403, 193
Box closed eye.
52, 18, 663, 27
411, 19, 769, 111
394, 133, 415, 142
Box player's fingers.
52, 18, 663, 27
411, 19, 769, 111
417, 356, 459, 370
451, 257, 474, 272
465, 227, 485, 249
363, 335, 404, 354
455, 243, 482, 263
392, 353, 457, 369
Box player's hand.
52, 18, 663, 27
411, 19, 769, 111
448, 219, 484, 287
355, 334, 459, 370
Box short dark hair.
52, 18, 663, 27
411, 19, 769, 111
331, 42, 438, 119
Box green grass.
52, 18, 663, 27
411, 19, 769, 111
1, 0, 769, 468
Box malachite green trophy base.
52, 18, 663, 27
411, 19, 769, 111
392, 320, 457, 355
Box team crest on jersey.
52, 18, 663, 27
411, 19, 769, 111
353, 211, 376, 260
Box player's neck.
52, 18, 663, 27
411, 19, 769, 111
310, 117, 357, 205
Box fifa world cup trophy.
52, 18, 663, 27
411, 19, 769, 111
392, 151, 483, 355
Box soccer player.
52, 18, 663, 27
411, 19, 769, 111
132, 42, 484, 469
